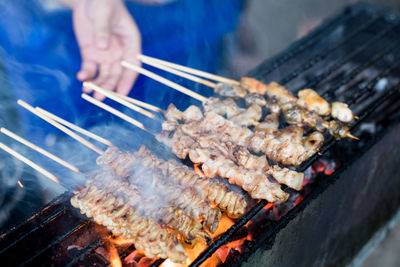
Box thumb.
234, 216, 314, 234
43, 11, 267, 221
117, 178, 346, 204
92, 4, 112, 49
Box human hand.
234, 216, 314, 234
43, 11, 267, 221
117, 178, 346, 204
68, 0, 141, 100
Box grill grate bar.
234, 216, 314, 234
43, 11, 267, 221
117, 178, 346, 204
250, 8, 357, 78
279, 15, 383, 85
0, 206, 67, 255
321, 37, 400, 99
21, 221, 91, 266
299, 24, 398, 90
349, 59, 400, 107
65, 239, 103, 267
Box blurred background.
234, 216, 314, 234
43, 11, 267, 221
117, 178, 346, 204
0, 0, 399, 266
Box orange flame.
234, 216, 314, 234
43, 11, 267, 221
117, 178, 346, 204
108, 244, 122, 267
294, 195, 304, 206
263, 203, 274, 210
110, 237, 135, 247
193, 164, 205, 177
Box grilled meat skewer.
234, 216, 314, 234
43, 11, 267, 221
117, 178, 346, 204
213, 77, 356, 139
157, 129, 289, 202
96, 147, 222, 233
90, 172, 210, 245
137, 146, 248, 218
162, 103, 322, 169
71, 181, 187, 264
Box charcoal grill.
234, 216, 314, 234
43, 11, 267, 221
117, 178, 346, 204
1, 3, 400, 266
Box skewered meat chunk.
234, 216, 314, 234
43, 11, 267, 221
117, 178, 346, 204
163, 103, 203, 123
331, 102, 354, 123
160, 129, 289, 201
137, 146, 248, 218
245, 93, 267, 106
254, 113, 280, 133
71, 183, 187, 264
297, 89, 331, 116
326, 120, 352, 139
240, 77, 268, 95
188, 147, 289, 202
263, 81, 298, 104
168, 162, 247, 218
229, 103, 262, 127
131, 154, 222, 233
182, 105, 203, 122
191, 110, 322, 168
97, 147, 221, 233
237, 78, 357, 139
250, 126, 324, 168
90, 173, 210, 245
165, 110, 306, 184
204, 97, 243, 118
164, 103, 183, 122
215, 82, 246, 98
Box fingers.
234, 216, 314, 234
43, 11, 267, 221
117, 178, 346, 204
93, 63, 122, 100
77, 60, 97, 82
91, 1, 113, 49
117, 21, 142, 96
117, 62, 139, 96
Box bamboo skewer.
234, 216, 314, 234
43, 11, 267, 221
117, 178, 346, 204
0, 142, 60, 184
1, 127, 80, 173
137, 54, 240, 86
344, 133, 359, 140
35, 108, 112, 147
81, 94, 153, 134
139, 56, 217, 88
121, 61, 209, 103
109, 91, 164, 113
83, 82, 156, 119
321, 121, 359, 140
17, 100, 104, 155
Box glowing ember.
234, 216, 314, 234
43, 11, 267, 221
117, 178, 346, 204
294, 195, 304, 206
193, 164, 205, 177
263, 203, 274, 210
17, 180, 23, 188
210, 215, 234, 237
110, 237, 134, 247
108, 244, 122, 267
216, 246, 230, 263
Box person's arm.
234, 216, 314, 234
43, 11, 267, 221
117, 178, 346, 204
56, 0, 141, 100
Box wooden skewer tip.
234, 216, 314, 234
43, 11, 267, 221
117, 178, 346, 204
18, 100, 103, 155
0, 142, 60, 184
0, 127, 80, 173
35, 107, 113, 147
346, 133, 360, 140
83, 82, 155, 119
